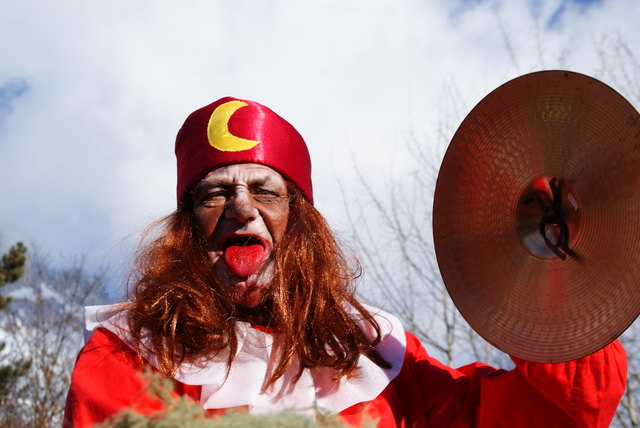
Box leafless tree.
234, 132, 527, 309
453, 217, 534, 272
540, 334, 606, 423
347, 29, 640, 427
591, 33, 640, 428
0, 249, 106, 428
346, 83, 511, 369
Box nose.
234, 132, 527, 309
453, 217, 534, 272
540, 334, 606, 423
224, 190, 257, 223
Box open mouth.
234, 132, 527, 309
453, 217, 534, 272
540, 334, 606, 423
222, 235, 264, 250
221, 235, 268, 277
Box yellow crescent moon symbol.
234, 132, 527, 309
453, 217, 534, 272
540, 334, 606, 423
207, 101, 261, 152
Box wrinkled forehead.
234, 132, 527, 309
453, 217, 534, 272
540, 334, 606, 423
199, 163, 287, 186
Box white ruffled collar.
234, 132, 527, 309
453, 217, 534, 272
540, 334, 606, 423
84, 303, 406, 416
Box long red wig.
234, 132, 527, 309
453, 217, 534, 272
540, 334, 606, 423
126, 185, 390, 388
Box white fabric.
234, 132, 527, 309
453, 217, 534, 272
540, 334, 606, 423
84, 303, 407, 415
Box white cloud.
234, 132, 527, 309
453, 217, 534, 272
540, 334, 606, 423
0, 0, 638, 294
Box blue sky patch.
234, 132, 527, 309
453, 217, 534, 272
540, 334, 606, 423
546, 0, 603, 29
0, 78, 30, 119
448, 0, 602, 27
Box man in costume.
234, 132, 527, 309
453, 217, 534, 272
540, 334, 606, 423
64, 97, 627, 427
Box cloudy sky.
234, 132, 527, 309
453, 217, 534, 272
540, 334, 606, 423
1, 0, 638, 295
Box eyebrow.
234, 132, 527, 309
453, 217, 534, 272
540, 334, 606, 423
196, 175, 276, 190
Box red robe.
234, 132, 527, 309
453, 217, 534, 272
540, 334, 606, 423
64, 327, 626, 427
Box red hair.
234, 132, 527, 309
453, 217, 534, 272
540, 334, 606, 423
127, 186, 389, 388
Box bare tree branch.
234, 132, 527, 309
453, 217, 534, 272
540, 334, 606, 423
0, 249, 106, 427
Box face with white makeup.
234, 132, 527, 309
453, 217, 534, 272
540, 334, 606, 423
191, 163, 290, 308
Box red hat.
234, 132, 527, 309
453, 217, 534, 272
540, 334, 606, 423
175, 97, 313, 203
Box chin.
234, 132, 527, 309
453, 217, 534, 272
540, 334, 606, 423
225, 275, 272, 309
233, 294, 265, 309
215, 259, 275, 307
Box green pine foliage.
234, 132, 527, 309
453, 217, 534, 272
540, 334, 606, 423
0, 360, 31, 396
0, 242, 27, 310
0, 241, 30, 396
96, 369, 371, 428
0, 242, 27, 284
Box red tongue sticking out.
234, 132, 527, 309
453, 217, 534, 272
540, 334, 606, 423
224, 244, 265, 277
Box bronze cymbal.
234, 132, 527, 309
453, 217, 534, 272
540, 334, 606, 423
433, 70, 640, 362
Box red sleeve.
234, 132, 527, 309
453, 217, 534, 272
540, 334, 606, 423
406, 332, 627, 427
63, 328, 201, 427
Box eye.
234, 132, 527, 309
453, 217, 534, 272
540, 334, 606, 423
200, 188, 229, 207
208, 189, 228, 198
253, 187, 276, 195
252, 186, 284, 203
